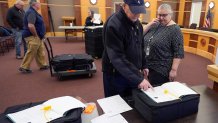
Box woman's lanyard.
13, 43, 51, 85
145, 20, 171, 56
145, 24, 160, 56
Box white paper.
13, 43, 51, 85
142, 82, 198, 103
161, 82, 197, 97
43, 96, 86, 116
7, 96, 86, 123
7, 105, 51, 123
91, 114, 128, 123
97, 95, 132, 116
93, 14, 101, 24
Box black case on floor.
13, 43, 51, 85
84, 26, 104, 58
51, 54, 94, 72
132, 89, 200, 123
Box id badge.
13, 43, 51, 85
146, 46, 150, 56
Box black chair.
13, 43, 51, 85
179, 25, 184, 28
189, 23, 197, 29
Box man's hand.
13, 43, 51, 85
169, 69, 177, 81
138, 79, 153, 91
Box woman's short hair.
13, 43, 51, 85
158, 4, 173, 14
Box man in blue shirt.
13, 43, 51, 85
19, 0, 48, 73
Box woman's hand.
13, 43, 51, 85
169, 69, 177, 81
148, 18, 160, 26
143, 18, 160, 34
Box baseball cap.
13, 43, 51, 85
124, 0, 146, 14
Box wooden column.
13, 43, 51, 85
199, 0, 207, 28
105, 0, 112, 20
178, 0, 185, 26
1, 0, 9, 26
183, 0, 192, 28
40, 0, 50, 32
74, 0, 81, 26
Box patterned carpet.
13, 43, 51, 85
0, 37, 213, 113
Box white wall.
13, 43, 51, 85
190, 2, 202, 27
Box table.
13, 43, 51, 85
59, 26, 85, 40
58, 26, 104, 41
207, 65, 218, 92
122, 85, 218, 123
1, 85, 217, 123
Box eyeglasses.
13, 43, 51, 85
158, 14, 170, 17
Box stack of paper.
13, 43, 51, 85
142, 82, 198, 103
93, 14, 101, 24
94, 95, 132, 123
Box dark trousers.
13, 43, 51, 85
103, 72, 135, 98
148, 69, 169, 86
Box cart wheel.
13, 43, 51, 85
88, 73, 92, 78
57, 75, 63, 80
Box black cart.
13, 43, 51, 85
43, 37, 97, 80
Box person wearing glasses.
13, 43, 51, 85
143, 4, 184, 85
102, 0, 152, 99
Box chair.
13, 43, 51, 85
0, 37, 9, 55
189, 23, 197, 29
179, 25, 184, 28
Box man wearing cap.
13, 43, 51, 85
19, 0, 48, 73
102, 0, 152, 98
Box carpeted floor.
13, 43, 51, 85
0, 37, 213, 113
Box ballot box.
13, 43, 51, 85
84, 26, 104, 58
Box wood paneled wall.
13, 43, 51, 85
74, 0, 81, 26
80, 0, 106, 25
40, 0, 50, 31
0, 0, 9, 26
206, 0, 218, 29
143, 0, 158, 21
3, 0, 218, 29
182, 28, 218, 62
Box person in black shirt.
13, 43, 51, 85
102, 0, 152, 98
143, 4, 184, 85
85, 10, 95, 26
6, 0, 27, 59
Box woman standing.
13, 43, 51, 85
143, 4, 184, 85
